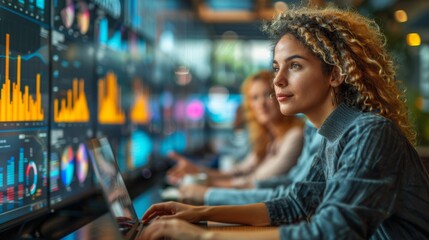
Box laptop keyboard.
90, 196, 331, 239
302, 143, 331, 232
124, 221, 145, 240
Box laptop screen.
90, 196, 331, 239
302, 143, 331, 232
87, 137, 138, 221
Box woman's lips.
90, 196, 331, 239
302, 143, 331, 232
276, 93, 293, 102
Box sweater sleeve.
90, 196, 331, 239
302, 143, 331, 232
264, 155, 326, 225
205, 184, 294, 206
268, 120, 406, 239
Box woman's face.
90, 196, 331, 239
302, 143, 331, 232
272, 34, 335, 126
248, 79, 282, 125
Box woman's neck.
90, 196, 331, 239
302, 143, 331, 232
306, 103, 339, 129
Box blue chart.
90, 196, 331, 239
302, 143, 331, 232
6, 156, 17, 206
130, 131, 152, 169
4, 149, 39, 202
159, 131, 187, 157
97, 17, 126, 51
61, 146, 75, 187
0, 134, 48, 218
49, 152, 60, 193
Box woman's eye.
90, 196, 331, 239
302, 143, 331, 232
290, 63, 301, 70
272, 67, 279, 73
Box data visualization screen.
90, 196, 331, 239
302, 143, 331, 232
0, 130, 48, 226
49, 1, 96, 207
51, 33, 95, 125
0, 7, 49, 129
127, 80, 153, 170
95, 8, 129, 120
49, 129, 93, 206
94, 8, 132, 174
0, 5, 49, 228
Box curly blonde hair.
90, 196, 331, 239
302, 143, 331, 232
263, 7, 416, 145
241, 70, 303, 161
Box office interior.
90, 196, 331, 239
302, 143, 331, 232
0, 0, 428, 239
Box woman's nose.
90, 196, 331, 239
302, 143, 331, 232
273, 72, 286, 87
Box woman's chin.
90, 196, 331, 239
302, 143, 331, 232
279, 107, 297, 116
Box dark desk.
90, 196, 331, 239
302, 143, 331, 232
60, 213, 122, 240
53, 174, 277, 240
207, 222, 277, 233
60, 217, 278, 240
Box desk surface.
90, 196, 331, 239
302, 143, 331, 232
61, 176, 278, 239
207, 222, 278, 232
61, 213, 123, 240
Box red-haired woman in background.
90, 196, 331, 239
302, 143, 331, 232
168, 70, 304, 189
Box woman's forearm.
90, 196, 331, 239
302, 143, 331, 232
198, 203, 271, 226
203, 168, 233, 180
210, 177, 254, 189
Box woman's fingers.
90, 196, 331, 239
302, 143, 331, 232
142, 210, 172, 223
140, 220, 165, 239
142, 202, 175, 222
140, 219, 207, 240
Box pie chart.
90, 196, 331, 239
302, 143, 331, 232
61, 0, 75, 29
76, 143, 89, 183
61, 146, 75, 187
26, 161, 38, 195
77, 1, 90, 34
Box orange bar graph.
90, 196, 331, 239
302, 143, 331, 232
98, 71, 126, 124
0, 34, 44, 122
130, 81, 151, 124
54, 79, 90, 122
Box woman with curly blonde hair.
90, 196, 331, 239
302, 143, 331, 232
140, 7, 429, 240
167, 70, 304, 189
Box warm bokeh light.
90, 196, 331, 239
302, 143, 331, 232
406, 33, 421, 47
274, 1, 288, 13
175, 66, 192, 85
394, 10, 408, 23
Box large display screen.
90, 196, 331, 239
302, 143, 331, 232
0, 5, 49, 228
49, 0, 96, 207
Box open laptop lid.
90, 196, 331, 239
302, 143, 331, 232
87, 137, 138, 221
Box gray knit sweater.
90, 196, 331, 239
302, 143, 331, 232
265, 104, 429, 239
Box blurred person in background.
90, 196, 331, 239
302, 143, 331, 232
179, 119, 322, 205
168, 70, 304, 189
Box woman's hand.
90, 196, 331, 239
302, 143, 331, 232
179, 184, 209, 205
167, 152, 201, 184
142, 201, 203, 224
140, 219, 211, 240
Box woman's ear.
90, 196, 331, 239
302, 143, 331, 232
329, 67, 345, 87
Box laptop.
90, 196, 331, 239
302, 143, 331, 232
87, 137, 146, 240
